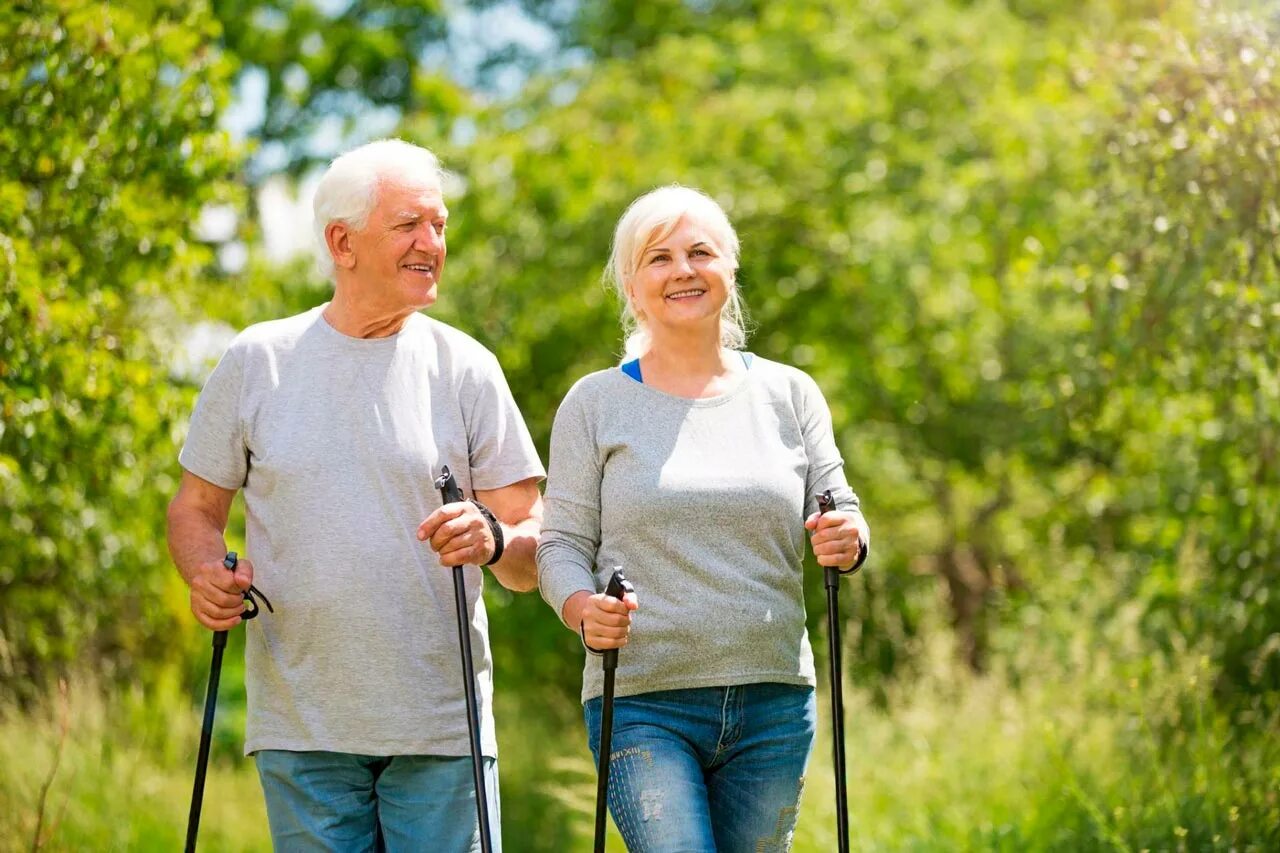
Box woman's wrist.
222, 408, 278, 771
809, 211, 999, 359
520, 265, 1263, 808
561, 589, 594, 629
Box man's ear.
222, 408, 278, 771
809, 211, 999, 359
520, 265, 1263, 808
325, 221, 356, 270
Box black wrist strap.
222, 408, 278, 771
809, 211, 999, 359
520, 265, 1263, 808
839, 541, 869, 575
580, 621, 605, 657
468, 499, 504, 566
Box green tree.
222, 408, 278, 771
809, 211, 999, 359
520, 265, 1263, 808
418, 0, 1105, 686
415, 0, 1277, 697
0, 0, 240, 700
1059, 6, 1280, 694
211, 0, 460, 177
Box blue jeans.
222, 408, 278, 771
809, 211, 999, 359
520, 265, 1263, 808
584, 683, 816, 853
255, 750, 501, 852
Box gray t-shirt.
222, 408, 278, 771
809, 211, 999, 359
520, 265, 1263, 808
537, 357, 869, 703
179, 306, 544, 757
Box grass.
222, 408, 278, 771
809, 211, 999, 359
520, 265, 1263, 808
3, 646, 1276, 852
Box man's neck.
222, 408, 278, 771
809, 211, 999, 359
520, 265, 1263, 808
323, 287, 416, 339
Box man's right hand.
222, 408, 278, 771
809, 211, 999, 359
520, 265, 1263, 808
188, 555, 255, 631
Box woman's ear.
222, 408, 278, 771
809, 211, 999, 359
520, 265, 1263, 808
625, 284, 644, 320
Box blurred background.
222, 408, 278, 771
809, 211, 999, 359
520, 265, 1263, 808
2, 0, 1278, 849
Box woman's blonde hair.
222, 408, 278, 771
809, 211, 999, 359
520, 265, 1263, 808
604, 185, 748, 359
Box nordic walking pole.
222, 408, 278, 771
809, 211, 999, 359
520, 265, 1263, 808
186, 552, 271, 853
816, 490, 865, 853
594, 568, 634, 853
434, 465, 494, 853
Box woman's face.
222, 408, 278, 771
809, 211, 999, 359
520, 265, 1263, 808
627, 214, 734, 344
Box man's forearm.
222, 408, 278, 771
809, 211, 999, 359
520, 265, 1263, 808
487, 515, 541, 592
166, 502, 229, 587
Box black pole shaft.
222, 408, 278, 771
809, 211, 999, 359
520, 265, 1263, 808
185, 630, 227, 853
592, 568, 633, 852
594, 652, 618, 852
825, 566, 849, 853
452, 564, 493, 853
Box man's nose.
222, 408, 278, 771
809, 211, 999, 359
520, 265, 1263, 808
414, 224, 443, 251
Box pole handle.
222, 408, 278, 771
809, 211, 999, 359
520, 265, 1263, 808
815, 492, 842, 589
600, 568, 633, 671
211, 552, 239, 648
604, 568, 633, 602
435, 465, 465, 504
814, 489, 868, 578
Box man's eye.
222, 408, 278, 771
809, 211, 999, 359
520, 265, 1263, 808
398, 222, 416, 231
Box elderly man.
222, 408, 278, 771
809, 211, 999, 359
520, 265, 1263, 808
166, 139, 543, 851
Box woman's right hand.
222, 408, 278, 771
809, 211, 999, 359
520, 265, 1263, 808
563, 588, 640, 650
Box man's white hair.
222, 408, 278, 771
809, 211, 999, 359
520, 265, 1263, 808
312, 139, 444, 277
605, 185, 747, 359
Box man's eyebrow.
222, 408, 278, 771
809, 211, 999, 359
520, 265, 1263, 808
396, 207, 448, 219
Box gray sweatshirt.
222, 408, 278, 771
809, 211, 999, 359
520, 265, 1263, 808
537, 356, 869, 703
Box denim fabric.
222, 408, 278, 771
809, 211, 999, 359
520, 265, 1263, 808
255, 750, 501, 852
584, 683, 816, 852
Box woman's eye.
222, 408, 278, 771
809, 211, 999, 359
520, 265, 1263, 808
649, 254, 669, 264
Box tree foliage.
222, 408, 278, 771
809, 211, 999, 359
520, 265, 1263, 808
0, 0, 240, 700
2, 0, 1277, 845
0, 0, 1275, 825
1065, 7, 1280, 695
416, 0, 1278, 698
211, 0, 462, 176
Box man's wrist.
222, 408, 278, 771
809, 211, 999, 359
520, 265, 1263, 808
469, 499, 504, 566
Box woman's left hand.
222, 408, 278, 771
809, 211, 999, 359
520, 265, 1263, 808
804, 510, 864, 570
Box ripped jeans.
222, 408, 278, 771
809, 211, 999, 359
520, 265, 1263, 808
584, 683, 816, 853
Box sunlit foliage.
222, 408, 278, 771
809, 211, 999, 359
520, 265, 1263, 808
0, 0, 240, 699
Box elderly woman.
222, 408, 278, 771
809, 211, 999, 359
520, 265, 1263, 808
537, 186, 869, 851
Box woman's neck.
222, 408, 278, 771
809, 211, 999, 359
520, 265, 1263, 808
640, 331, 743, 399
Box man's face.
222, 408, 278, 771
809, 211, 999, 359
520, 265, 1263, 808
347, 177, 448, 310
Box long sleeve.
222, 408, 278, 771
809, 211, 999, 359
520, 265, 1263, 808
798, 372, 870, 549
537, 382, 604, 626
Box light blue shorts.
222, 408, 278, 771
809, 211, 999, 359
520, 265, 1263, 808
255, 750, 501, 852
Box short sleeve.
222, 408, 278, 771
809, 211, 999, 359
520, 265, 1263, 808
460, 351, 546, 491
179, 343, 249, 490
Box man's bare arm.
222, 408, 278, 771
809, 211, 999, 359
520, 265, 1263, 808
473, 477, 544, 593
166, 470, 254, 629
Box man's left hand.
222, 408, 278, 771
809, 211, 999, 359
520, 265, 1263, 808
418, 502, 496, 567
